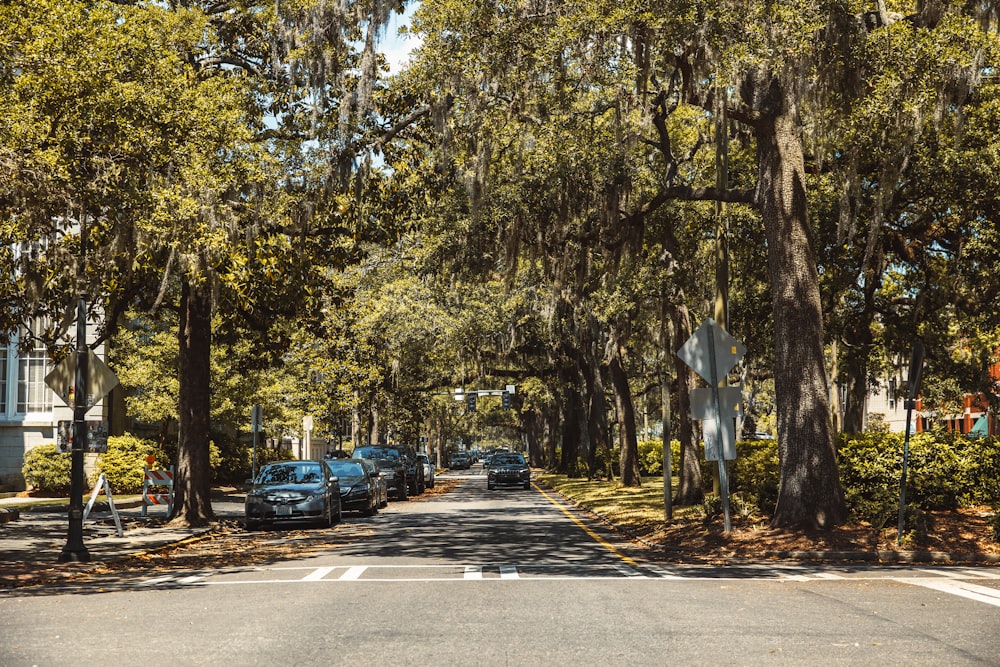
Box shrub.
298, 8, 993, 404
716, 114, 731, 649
733, 439, 780, 514
637, 439, 682, 476
22, 444, 73, 494
213, 435, 251, 484
837, 430, 999, 526
96, 434, 163, 494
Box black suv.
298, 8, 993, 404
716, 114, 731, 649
352, 446, 409, 500
388, 444, 425, 495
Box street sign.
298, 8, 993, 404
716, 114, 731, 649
689, 386, 743, 461
676, 318, 746, 385
676, 318, 747, 533
44, 350, 119, 410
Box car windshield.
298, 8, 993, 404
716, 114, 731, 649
325, 460, 365, 482
257, 463, 324, 485
495, 455, 525, 465
353, 447, 399, 461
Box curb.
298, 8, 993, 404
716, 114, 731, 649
0, 507, 19, 524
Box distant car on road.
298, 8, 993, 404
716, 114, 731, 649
487, 453, 531, 490
449, 452, 471, 470
325, 458, 379, 516
244, 460, 342, 530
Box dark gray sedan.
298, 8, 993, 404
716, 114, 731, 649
325, 458, 379, 516
245, 460, 342, 530
487, 453, 531, 490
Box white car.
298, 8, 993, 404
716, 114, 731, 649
417, 453, 435, 489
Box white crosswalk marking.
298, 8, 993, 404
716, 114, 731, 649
499, 564, 519, 579
339, 566, 367, 581
613, 563, 645, 578
961, 569, 1000, 579
141, 575, 174, 586
464, 565, 482, 580
302, 567, 336, 581
903, 578, 1000, 607
643, 565, 684, 579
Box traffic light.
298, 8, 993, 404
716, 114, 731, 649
466, 392, 477, 412
501, 391, 511, 409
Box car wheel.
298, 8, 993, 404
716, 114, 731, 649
488, 483, 496, 490
398, 483, 408, 501
245, 518, 260, 531
427, 479, 435, 489
523, 481, 531, 490
363, 497, 376, 516
334, 501, 342, 525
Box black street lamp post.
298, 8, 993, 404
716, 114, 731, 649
59, 295, 91, 563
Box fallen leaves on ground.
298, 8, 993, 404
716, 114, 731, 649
623, 506, 1000, 563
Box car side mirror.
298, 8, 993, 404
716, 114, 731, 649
329, 475, 339, 484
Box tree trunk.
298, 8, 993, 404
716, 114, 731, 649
170, 275, 215, 527
670, 302, 703, 505
544, 401, 559, 469
608, 351, 642, 487
755, 82, 847, 529
559, 372, 583, 476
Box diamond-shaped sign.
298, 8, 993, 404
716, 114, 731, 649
44, 350, 119, 410
676, 318, 746, 385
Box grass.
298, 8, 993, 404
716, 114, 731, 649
535, 473, 703, 534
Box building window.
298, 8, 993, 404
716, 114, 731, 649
17, 346, 51, 414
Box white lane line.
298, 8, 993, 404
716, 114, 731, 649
464, 566, 483, 580
499, 564, 519, 579
302, 567, 336, 581
339, 566, 367, 581
811, 572, 846, 580
177, 575, 207, 585
902, 578, 1000, 607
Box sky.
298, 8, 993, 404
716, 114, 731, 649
380, 3, 422, 75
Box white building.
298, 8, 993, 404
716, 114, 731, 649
0, 316, 113, 492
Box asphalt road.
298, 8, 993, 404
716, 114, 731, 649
2, 469, 999, 666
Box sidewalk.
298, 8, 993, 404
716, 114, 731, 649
0, 491, 245, 589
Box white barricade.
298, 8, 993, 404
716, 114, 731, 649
83, 472, 123, 537
141, 465, 174, 517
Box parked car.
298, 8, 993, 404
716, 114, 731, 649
324, 458, 379, 516
389, 444, 425, 495
352, 445, 408, 500
245, 460, 342, 530
487, 453, 531, 490
449, 451, 471, 470
358, 457, 388, 508
417, 453, 435, 489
